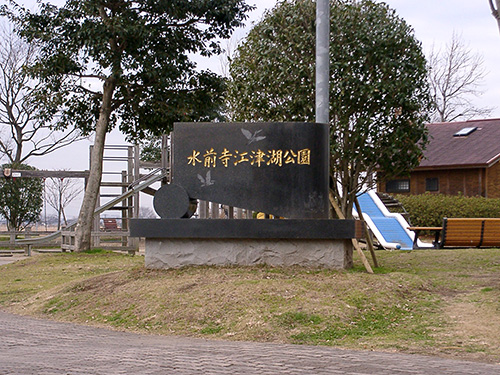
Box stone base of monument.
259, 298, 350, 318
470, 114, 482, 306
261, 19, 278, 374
130, 219, 362, 270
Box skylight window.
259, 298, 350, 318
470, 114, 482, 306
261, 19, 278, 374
453, 127, 477, 137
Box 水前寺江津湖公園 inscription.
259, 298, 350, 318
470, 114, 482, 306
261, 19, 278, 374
187, 147, 312, 168
171, 122, 329, 219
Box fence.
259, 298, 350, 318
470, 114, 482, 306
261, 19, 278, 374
61, 222, 136, 254
0, 229, 60, 253
2, 200, 255, 256
1, 226, 136, 255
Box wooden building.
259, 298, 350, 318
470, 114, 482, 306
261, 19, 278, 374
379, 118, 500, 198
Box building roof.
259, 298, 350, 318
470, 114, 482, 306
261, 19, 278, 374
417, 118, 500, 170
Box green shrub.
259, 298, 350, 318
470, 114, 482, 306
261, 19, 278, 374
394, 193, 500, 227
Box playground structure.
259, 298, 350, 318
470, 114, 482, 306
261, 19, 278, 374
86, 144, 154, 251
355, 190, 433, 250
59, 166, 168, 253
10, 167, 166, 255
3, 137, 171, 254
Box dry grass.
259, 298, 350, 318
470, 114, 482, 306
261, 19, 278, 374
1, 248, 499, 364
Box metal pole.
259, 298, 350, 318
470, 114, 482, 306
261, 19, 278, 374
316, 0, 330, 124
43, 179, 47, 231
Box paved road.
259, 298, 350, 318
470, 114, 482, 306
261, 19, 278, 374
1, 311, 499, 374
0, 255, 27, 267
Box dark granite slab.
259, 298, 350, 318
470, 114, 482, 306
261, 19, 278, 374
130, 219, 363, 240
171, 122, 329, 219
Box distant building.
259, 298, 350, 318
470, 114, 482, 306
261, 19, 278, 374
379, 118, 500, 198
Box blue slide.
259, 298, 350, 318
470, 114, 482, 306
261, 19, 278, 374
355, 191, 430, 250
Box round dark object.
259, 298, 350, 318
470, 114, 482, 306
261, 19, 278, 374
153, 184, 196, 218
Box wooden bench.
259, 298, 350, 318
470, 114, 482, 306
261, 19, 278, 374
102, 218, 119, 231
439, 218, 500, 248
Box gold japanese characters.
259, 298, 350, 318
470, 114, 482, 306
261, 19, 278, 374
187, 148, 312, 168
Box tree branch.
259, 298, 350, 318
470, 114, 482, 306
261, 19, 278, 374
489, 0, 500, 35
68, 72, 107, 81
428, 33, 490, 122
0, 28, 88, 164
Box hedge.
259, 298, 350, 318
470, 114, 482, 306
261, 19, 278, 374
394, 193, 500, 227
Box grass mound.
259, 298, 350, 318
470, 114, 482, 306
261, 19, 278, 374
1, 248, 499, 363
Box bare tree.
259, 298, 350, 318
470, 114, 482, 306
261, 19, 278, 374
139, 206, 158, 219
428, 33, 493, 123
45, 177, 82, 230
0, 26, 85, 164
489, 0, 500, 35
218, 35, 242, 79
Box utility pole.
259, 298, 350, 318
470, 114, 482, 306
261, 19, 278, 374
316, 0, 330, 124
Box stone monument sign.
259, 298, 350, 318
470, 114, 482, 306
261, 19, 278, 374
155, 122, 329, 219
131, 122, 362, 269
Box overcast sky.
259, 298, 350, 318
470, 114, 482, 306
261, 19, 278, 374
8, 1, 500, 217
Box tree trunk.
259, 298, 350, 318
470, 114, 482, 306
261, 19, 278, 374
74, 78, 116, 251
57, 187, 62, 230
14, 124, 23, 164
62, 208, 68, 226
57, 207, 61, 230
